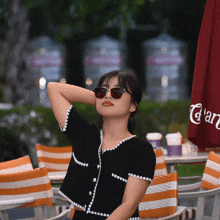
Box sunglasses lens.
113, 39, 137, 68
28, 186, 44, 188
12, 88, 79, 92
94, 88, 106, 98
111, 88, 123, 99
94, 87, 126, 99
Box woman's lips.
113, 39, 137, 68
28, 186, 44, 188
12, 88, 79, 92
102, 101, 114, 106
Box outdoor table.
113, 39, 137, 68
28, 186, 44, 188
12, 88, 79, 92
48, 171, 66, 184
164, 152, 210, 173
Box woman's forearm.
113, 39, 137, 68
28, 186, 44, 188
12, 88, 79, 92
47, 82, 96, 106
47, 82, 96, 128
106, 202, 138, 220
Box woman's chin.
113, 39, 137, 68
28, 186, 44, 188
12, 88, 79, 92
98, 112, 115, 118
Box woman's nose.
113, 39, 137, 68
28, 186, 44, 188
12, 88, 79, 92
104, 89, 112, 98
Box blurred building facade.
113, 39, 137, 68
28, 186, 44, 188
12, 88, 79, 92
143, 30, 188, 102
25, 36, 66, 107
83, 35, 127, 90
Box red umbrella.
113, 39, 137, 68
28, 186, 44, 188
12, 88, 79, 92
188, 0, 220, 150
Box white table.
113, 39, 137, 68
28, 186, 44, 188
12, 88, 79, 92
164, 153, 209, 164
164, 152, 211, 173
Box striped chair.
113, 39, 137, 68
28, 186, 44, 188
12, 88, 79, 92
178, 151, 220, 220
139, 172, 186, 219
0, 155, 33, 174
154, 148, 200, 182
35, 144, 72, 173
35, 144, 74, 218
200, 151, 220, 189
0, 167, 70, 220
154, 148, 168, 176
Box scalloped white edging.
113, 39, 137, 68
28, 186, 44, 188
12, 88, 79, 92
72, 152, 89, 167
112, 173, 127, 182
58, 189, 86, 211
102, 131, 136, 154
60, 105, 73, 132
87, 130, 103, 213
87, 210, 110, 217
128, 173, 152, 182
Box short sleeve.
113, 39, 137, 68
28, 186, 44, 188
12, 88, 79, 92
59, 105, 99, 145
129, 141, 156, 182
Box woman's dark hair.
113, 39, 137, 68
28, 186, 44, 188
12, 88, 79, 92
96, 70, 142, 134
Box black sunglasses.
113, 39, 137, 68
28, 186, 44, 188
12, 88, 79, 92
93, 87, 132, 99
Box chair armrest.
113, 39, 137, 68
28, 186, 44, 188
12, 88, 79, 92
52, 187, 59, 194
140, 206, 186, 220
0, 197, 35, 206
178, 186, 220, 199
178, 182, 201, 192
178, 176, 202, 181
51, 196, 70, 206
0, 197, 35, 210
157, 206, 186, 220
46, 208, 71, 220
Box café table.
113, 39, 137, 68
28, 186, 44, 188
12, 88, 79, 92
48, 171, 67, 184
164, 152, 211, 173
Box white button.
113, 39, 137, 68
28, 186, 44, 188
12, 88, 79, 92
84, 204, 87, 208
89, 191, 92, 196
97, 164, 100, 169
93, 178, 96, 182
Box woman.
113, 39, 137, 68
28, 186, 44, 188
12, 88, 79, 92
47, 70, 156, 220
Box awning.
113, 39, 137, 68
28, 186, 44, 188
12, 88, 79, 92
188, 0, 220, 150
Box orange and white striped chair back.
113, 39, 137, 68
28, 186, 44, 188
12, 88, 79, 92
154, 148, 168, 176
35, 144, 72, 172
200, 151, 220, 190
0, 167, 53, 207
0, 155, 33, 174
139, 172, 178, 218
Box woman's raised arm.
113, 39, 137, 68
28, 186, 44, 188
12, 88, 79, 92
47, 82, 96, 129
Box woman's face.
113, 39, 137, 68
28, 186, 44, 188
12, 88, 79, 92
95, 76, 136, 119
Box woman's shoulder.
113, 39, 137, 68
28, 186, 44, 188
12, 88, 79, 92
130, 136, 153, 149
61, 104, 100, 143
128, 137, 156, 168
129, 136, 155, 156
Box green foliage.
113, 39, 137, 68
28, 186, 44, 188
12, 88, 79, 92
0, 0, 10, 34
23, 0, 51, 8
26, 0, 151, 41
0, 85, 3, 101
178, 164, 205, 178
0, 100, 190, 152
135, 100, 190, 146
1, 0, 207, 45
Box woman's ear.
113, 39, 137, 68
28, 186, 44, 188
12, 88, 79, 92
130, 102, 137, 113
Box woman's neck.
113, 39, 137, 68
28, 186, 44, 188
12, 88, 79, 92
102, 117, 132, 139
